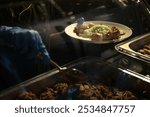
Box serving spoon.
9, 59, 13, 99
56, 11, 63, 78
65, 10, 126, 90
50, 60, 87, 82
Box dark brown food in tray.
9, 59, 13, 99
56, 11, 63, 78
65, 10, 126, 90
0, 57, 150, 100
16, 82, 137, 100
137, 43, 150, 56
129, 34, 150, 55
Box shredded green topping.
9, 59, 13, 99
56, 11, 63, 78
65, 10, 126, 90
81, 24, 111, 38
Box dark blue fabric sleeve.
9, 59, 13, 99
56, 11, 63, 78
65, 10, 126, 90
0, 26, 51, 90
0, 26, 50, 64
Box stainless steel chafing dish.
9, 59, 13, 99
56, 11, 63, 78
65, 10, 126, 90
115, 33, 150, 63
0, 57, 150, 99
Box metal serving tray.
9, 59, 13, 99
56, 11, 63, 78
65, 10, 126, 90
0, 57, 150, 99
115, 33, 150, 63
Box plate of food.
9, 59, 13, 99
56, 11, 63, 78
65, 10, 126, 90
65, 21, 132, 44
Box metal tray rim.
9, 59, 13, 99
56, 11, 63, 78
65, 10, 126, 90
115, 33, 150, 63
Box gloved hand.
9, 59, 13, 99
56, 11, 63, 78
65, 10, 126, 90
0, 26, 50, 64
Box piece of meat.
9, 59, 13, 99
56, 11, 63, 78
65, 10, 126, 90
74, 25, 89, 35
91, 33, 103, 41
53, 83, 69, 94
40, 88, 57, 100
17, 91, 38, 100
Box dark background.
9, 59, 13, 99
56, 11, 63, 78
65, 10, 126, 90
0, 0, 150, 81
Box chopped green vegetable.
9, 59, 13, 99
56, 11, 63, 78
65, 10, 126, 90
81, 24, 111, 38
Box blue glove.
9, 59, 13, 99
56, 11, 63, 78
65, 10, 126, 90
0, 26, 50, 64
75, 17, 85, 25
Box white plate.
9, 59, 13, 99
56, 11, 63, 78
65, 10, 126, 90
65, 21, 132, 44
